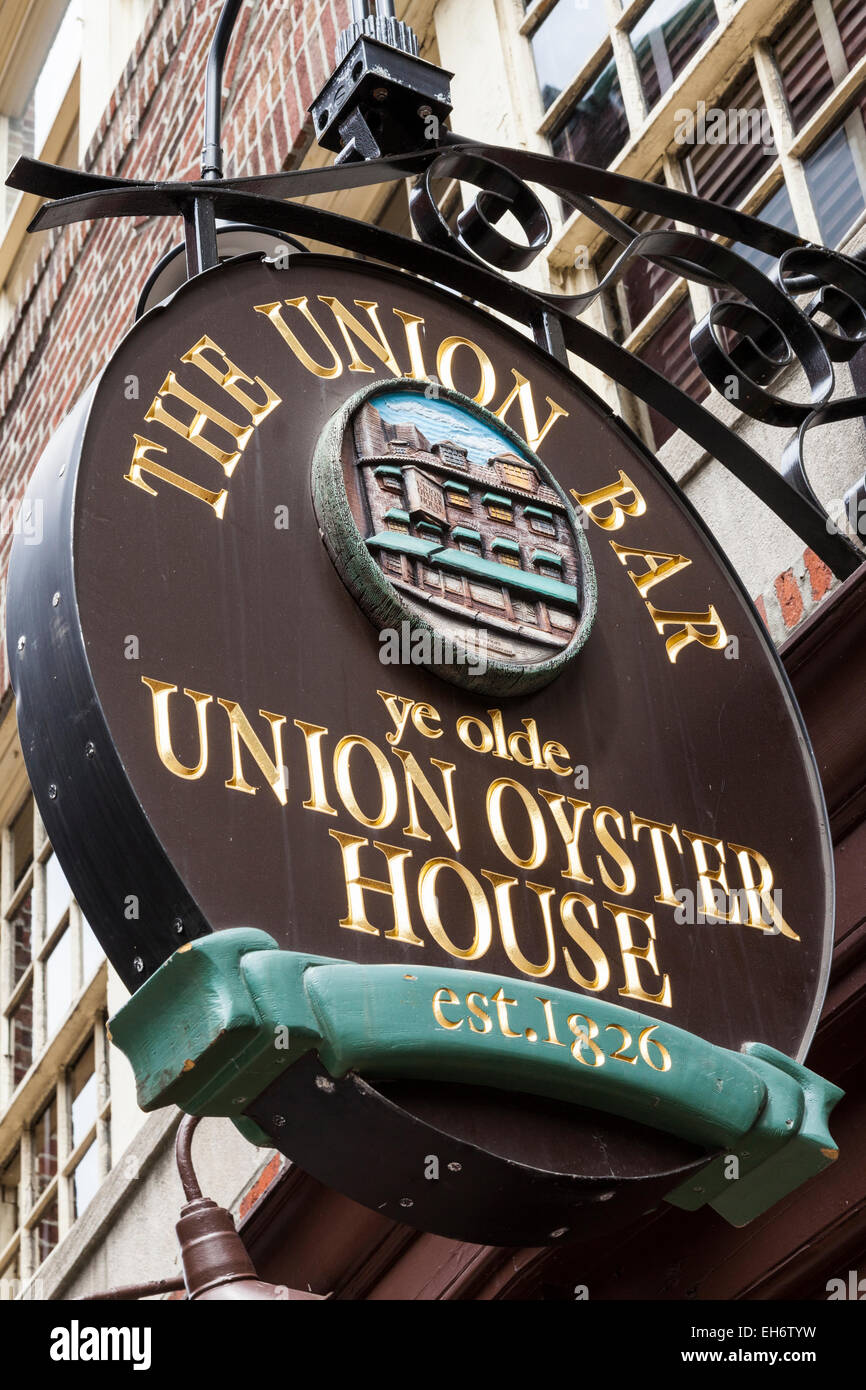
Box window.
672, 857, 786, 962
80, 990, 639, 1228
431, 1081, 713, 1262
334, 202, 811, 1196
637, 297, 710, 448
833, 0, 866, 70
533, 550, 565, 578
0, 1020, 109, 1296
629, 0, 718, 112
385, 509, 410, 534
804, 116, 866, 247
680, 66, 776, 210
529, 0, 610, 110
484, 492, 514, 523
2, 2, 84, 228
775, 1, 835, 134
598, 194, 677, 345
551, 54, 629, 169
492, 538, 522, 567
733, 182, 798, 273
375, 466, 404, 495
453, 527, 483, 554
524, 506, 558, 538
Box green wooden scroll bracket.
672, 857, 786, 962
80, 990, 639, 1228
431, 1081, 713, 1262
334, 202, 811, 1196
108, 929, 843, 1227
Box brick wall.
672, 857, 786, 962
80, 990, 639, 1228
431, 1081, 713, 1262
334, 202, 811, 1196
0, 0, 349, 691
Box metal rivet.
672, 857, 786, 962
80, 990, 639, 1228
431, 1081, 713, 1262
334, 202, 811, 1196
48, 783, 57, 800
17, 636, 25, 652
399, 1198, 413, 1209
59, 465, 66, 477
595, 1191, 615, 1202
85, 742, 95, 759
549, 1227, 568, 1239
133, 956, 144, 973
173, 917, 184, 934
272, 1114, 286, 1128
52, 593, 60, 608
373, 86, 388, 101
315, 1076, 335, 1093
418, 104, 432, 118
447, 1162, 462, 1173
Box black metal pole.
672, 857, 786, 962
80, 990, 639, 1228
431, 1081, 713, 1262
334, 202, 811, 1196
202, 0, 246, 180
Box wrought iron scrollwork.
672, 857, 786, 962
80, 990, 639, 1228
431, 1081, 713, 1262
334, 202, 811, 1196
7, 128, 866, 579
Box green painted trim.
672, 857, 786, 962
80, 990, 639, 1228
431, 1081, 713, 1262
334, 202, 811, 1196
417, 521, 445, 536
444, 480, 470, 495
374, 465, 403, 481
482, 492, 513, 508
310, 377, 598, 698
433, 546, 578, 604
367, 532, 439, 559
384, 508, 410, 524
450, 526, 481, 543
532, 549, 564, 568
491, 538, 521, 555
109, 933, 843, 1224
523, 505, 554, 521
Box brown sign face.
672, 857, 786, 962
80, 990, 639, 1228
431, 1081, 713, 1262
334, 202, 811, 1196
11, 253, 833, 1242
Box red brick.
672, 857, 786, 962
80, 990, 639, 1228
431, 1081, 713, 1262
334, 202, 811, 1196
774, 569, 805, 629
754, 594, 768, 628
239, 1155, 284, 1219
804, 548, 834, 604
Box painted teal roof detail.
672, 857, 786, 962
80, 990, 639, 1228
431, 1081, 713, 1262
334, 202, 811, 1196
384, 509, 411, 524
374, 465, 404, 481
367, 532, 440, 558
524, 505, 554, 520
482, 492, 513, 508
492, 538, 521, 554
451, 526, 482, 543
533, 550, 564, 568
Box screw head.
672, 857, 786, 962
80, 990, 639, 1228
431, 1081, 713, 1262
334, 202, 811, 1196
17, 636, 25, 652
447, 1162, 462, 1174
85, 742, 95, 759
133, 956, 144, 974
549, 1227, 569, 1239
373, 86, 388, 101
48, 783, 57, 800
51, 593, 60, 608
272, 1114, 286, 1128
399, 1197, 414, 1209
173, 917, 184, 935
418, 104, 433, 118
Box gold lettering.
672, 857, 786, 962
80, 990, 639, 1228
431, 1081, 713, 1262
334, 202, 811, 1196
217, 700, 288, 805
457, 715, 495, 755
729, 842, 799, 940
560, 893, 610, 993
572, 472, 647, 531
683, 830, 739, 923
432, 987, 463, 1030
483, 872, 556, 979
594, 806, 637, 896
487, 778, 548, 870
124, 435, 228, 516
145, 372, 253, 474
610, 543, 692, 599
466, 992, 493, 1034
294, 721, 338, 816
631, 815, 684, 907
141, 678, 211, 780
391, 750, 460, 852
254, 298, 343, 378
493, 369, 569, 453
436, 336, 496, 405
181, 336, 282, 426
417, 858, 492, 960
491, 988, 521, 1038
333, 736, 399, 830
393, 309, 429, 380
328, 832, 421, 944
538, 791, 593, 884
647, 604, 728, 664
605, 903, 672, 1008
318, 297, 401, 376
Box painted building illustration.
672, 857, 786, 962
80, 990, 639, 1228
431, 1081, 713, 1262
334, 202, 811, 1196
351, 392, 582, 665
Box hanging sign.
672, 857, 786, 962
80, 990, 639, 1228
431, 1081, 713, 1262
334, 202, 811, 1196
8, 253, 841, 1245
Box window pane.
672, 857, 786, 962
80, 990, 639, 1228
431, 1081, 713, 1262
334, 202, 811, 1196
33, 1, 84, 151
552, 57, 629, 168
10, 892, 32, 987
44, 852, 72, 933
34, 1097, 58, 1199
631, 0, 717, 110
45, 928, 74, 1037
530, 0, 611, 109
637, 297, 709, 448
71, 1041, 97, 1149
680, 66, 775, 207
72, 1142, 99, 1221
0, 1150, 20, 1252
10, 986, 33, 1087
775, 1, 834, 132
11, 800, 33, 892
733, 182, 798, 273
35, 1197, 58, 1267
81, 916, 104, 983
805, 123, 866, 247
833, 0, 866, 70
